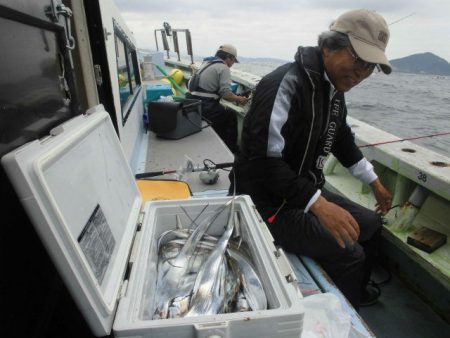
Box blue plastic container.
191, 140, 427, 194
145, 84, 173, 102
229, 82, 238, 94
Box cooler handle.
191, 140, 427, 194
194, 321, 230, 338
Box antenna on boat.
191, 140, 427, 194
154, 25, 171, 58
389, 13, 414, 26
163, 22, 172, 36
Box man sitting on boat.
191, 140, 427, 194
186, 44, 248, 153
231, 9, 393, 310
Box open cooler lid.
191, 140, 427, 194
1, 105, 142, 336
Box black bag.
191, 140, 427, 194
149, 99, 202, 139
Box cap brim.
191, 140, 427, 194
349, 35, 392, 74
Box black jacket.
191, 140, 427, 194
233, 46, 363, 219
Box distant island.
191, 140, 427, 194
390, 52, 450, 76
239, 52, 450, 76
141, 49, 450, 76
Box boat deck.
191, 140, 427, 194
140, 121, 233, 193
360, 263, 450, 338
139, 78, 450, 337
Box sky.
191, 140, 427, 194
114, 0, 450, 63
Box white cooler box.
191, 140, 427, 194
2, 105, 304, 338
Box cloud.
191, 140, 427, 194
310, 0, 416, 13
114, 0, 450, 62
115, 0, 307, 15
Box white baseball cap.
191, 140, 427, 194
330, 9, 391, 74
217, 44, 239, 62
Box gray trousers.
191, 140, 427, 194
268, 189, 382, 309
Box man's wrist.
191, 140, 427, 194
305, 190, 321, 213
310, 195, 326, 215
370, 178, 382, 189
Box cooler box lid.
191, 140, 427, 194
1, 105, 142, 336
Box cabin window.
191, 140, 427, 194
114, 21, 141, 124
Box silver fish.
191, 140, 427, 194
186, 197, 236, 316
160, 224, 267, 314
153, 199, 233, 319
223, 259, 241, 312
168, 294, 191, 318
161, 239, 211, 274
235, 292, 251, 312
227, 247, 267, 311
186, 255, 228, 316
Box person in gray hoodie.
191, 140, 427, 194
187, 44, 247, 153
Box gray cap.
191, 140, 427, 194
330, 9, 391, 74
217, 44, 239, 62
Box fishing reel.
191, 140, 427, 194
199, 159, 220, 184
199, 169, 219, 185
198, 158, 229, 184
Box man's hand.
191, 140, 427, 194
310, 196, 360, 248
371, 179, 392, 215
223, 92, 248, 106
236, 95, 248, 105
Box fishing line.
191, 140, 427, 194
389, 13, 415, 26
358, 131, 450, 148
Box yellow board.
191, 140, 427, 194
136, 179, 192, 201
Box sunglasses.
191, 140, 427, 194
346, 47, 378, 72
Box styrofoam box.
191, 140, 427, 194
143, 52, 166, 79
1, 105, 304, 338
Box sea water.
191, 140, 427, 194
235, 62, 450, 157
347, 72, 450, 157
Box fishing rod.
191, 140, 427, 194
358, 131, 450, 148
135, 160, 234, 179
389, 13, 415, 26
